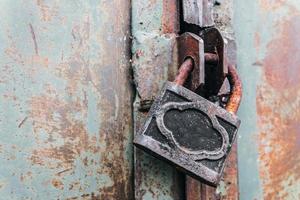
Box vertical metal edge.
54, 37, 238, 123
199, 0, 240, 199
132, 0, 184, 199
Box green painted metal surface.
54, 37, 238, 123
234, 1, 263, 199
235, 0, 300, 199
0, 1, 132, 199
1, 0, 299, 199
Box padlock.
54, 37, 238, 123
133, 57, 242, 186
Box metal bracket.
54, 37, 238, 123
182, 0, 214, 27
177, 32, 205, 92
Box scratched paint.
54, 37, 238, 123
0, 1, 132, 199
235, 0, 300, 199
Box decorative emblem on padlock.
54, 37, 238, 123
134, 31, 242, 186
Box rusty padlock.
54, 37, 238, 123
134, 56, 242, 186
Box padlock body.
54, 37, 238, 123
134, 82, 240, 186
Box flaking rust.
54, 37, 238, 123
257, 9, 300, 199
0, 0, 133, 199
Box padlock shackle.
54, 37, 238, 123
174, 57, 194, 86
226, 65, 242, 114
174, 59, 242, 115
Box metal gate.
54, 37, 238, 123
0, 1, 132, 199
0, 0, 300, 199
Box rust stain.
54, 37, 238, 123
254, 32, 261, 53
57, 18, 93, 96
257, 14, 300, 199
258, 0, 285, 11
1, 0, 132, 199
52, 178, 64, 190
5, 31, 26, 66
31, 55, 49, 67
219, 144, 238, 199
4, 30, 49, 77
36, 0, 58, 22
226, 65, 243, 114
264, 16, 300, 91
162, 0, 179, 33
28, 95, 98, 169
185, 177, 201, 200
96, 90, 132, 199
20, 172, 33, 182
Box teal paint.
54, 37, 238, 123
0, 1, 132, 199
132, 0, 163, 34
235, 0, 300, 199
233, 1, 264, 199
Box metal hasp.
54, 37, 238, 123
134, 58, 242, 186
177, 32, 205, 92
182, 0, 214, 27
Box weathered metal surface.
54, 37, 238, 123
0, 1, 132, 199
186, 176, 202, 200
182, 0, 214, 27
182, 0, 203, 26
132, 33, 178, 101
177, 33, 205, 91
174, 58, 195, 86
235, 0, 300, 199
132, 0, 179, 35
132, 0, 185, 199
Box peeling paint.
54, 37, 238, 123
235, 0, 300, 199
0, 1, 132, 199
258, 14, 300, 199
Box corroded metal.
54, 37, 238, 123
0, 1, 132, 199
174, 58, 194, 86
134, 81, 240, 186
182, 0, 203, 26
205, 52, 219, 65
236, 1, 300, 199
226, 65, 242, 114
177, 33, 205, 91
186, 177, 202, 200
182, 0, 214, 27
